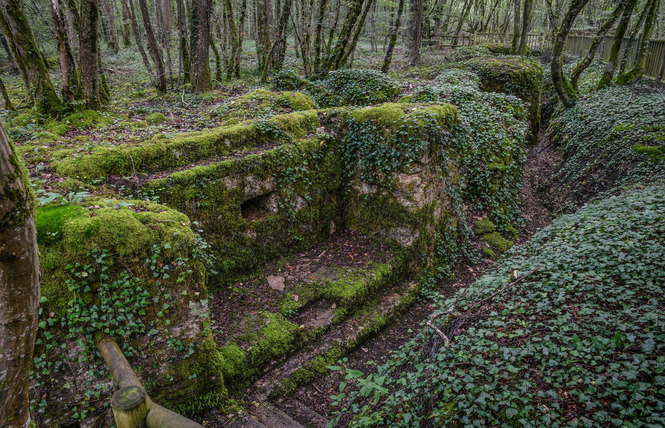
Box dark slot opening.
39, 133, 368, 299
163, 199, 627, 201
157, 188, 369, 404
241, 192, 277, 221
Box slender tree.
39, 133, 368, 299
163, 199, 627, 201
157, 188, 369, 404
617, 0, 660, 83
382, 0, 406, 73
137, 0, 167, 92
0, 76, 14, 110
551, 0, 590, 108
570, 0, 626, 90
597, 0, 638, 89
517, 0, 534, 55
0, 119, 40, 428
409, 0, 423, 65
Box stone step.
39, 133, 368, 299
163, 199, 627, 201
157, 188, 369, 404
212, 230, 404, 390
277, 398, 329, 428
252, 278, 418, 400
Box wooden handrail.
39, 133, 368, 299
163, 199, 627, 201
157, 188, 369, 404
95, 334, 205, 428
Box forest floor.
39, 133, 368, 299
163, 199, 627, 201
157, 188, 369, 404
195, 130, 555, 427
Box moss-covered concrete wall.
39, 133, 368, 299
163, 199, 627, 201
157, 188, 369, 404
459, 57, 543, 143
145, 133, 344, 283
32, 199, 226, 426
342, 103, 461, 269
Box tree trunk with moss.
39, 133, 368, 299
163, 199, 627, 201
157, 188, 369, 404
0, 0, 62, 115
617, 0, 659, 84
551, 0, 589, 109
0, 76, 14, 110
0, 10, 31, 101
176, 0, 190, 84
570, 0, 625, 91
517, 0, 533, 55
80, 0, 102, 109
121, 0, 155, 86
618, 0, 653, 76
272, 0, 293, 72
325, 0, 367, 70
597, 0, 637, 90
0, 119, 40, 428
381, 0, 405, 73
51, 0, 81, 103
190, 0, 212, 92
510, 0, 520, 53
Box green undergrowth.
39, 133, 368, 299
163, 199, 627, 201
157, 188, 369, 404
310, 69, 401, 107
545, 79, 665, 211
211, 89, 317, 126
332, 181, 665, 427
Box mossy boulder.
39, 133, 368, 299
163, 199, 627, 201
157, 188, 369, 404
146, 112, 168, 124
311, 69, 401, 107
32, 199, 226, 426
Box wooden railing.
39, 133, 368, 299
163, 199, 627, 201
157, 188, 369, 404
565, 34, 665, 81
441, 31, 665, 83
95, 335, 204, 428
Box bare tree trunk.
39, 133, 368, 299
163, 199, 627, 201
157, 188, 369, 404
236, 0, 247, 77
452, 0, 471, 47
272, 0, 293, 71
381, 0, 405, 73
137, 0, 166, 92
0, 119, 40, 428
551, 0, 589, 108
409, 0, 423, 65
190, 0, 212, 91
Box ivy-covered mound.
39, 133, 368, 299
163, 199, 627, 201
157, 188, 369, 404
332, 181, 665, 427
32, 199, 225, 425
409, 67, 529, 228
210, 89, 317, 126
544, 79, 665, 211
310, 69, 401, 107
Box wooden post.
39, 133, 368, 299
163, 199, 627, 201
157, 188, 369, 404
112, 386, 149, 428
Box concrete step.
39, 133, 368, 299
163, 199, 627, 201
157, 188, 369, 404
252, 279, 418, 400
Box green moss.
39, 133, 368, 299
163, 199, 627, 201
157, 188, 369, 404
35, 205, 87, 245
268, 111, 320, 138
474, 218, 496, 235
146, 112, 168, 124
324, 263, 393, 307
482, 246, 496, 258
62, 110, 105, 129
482, 232, 514, 254
634, 144, 665, 163
13, 111, 40, 126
